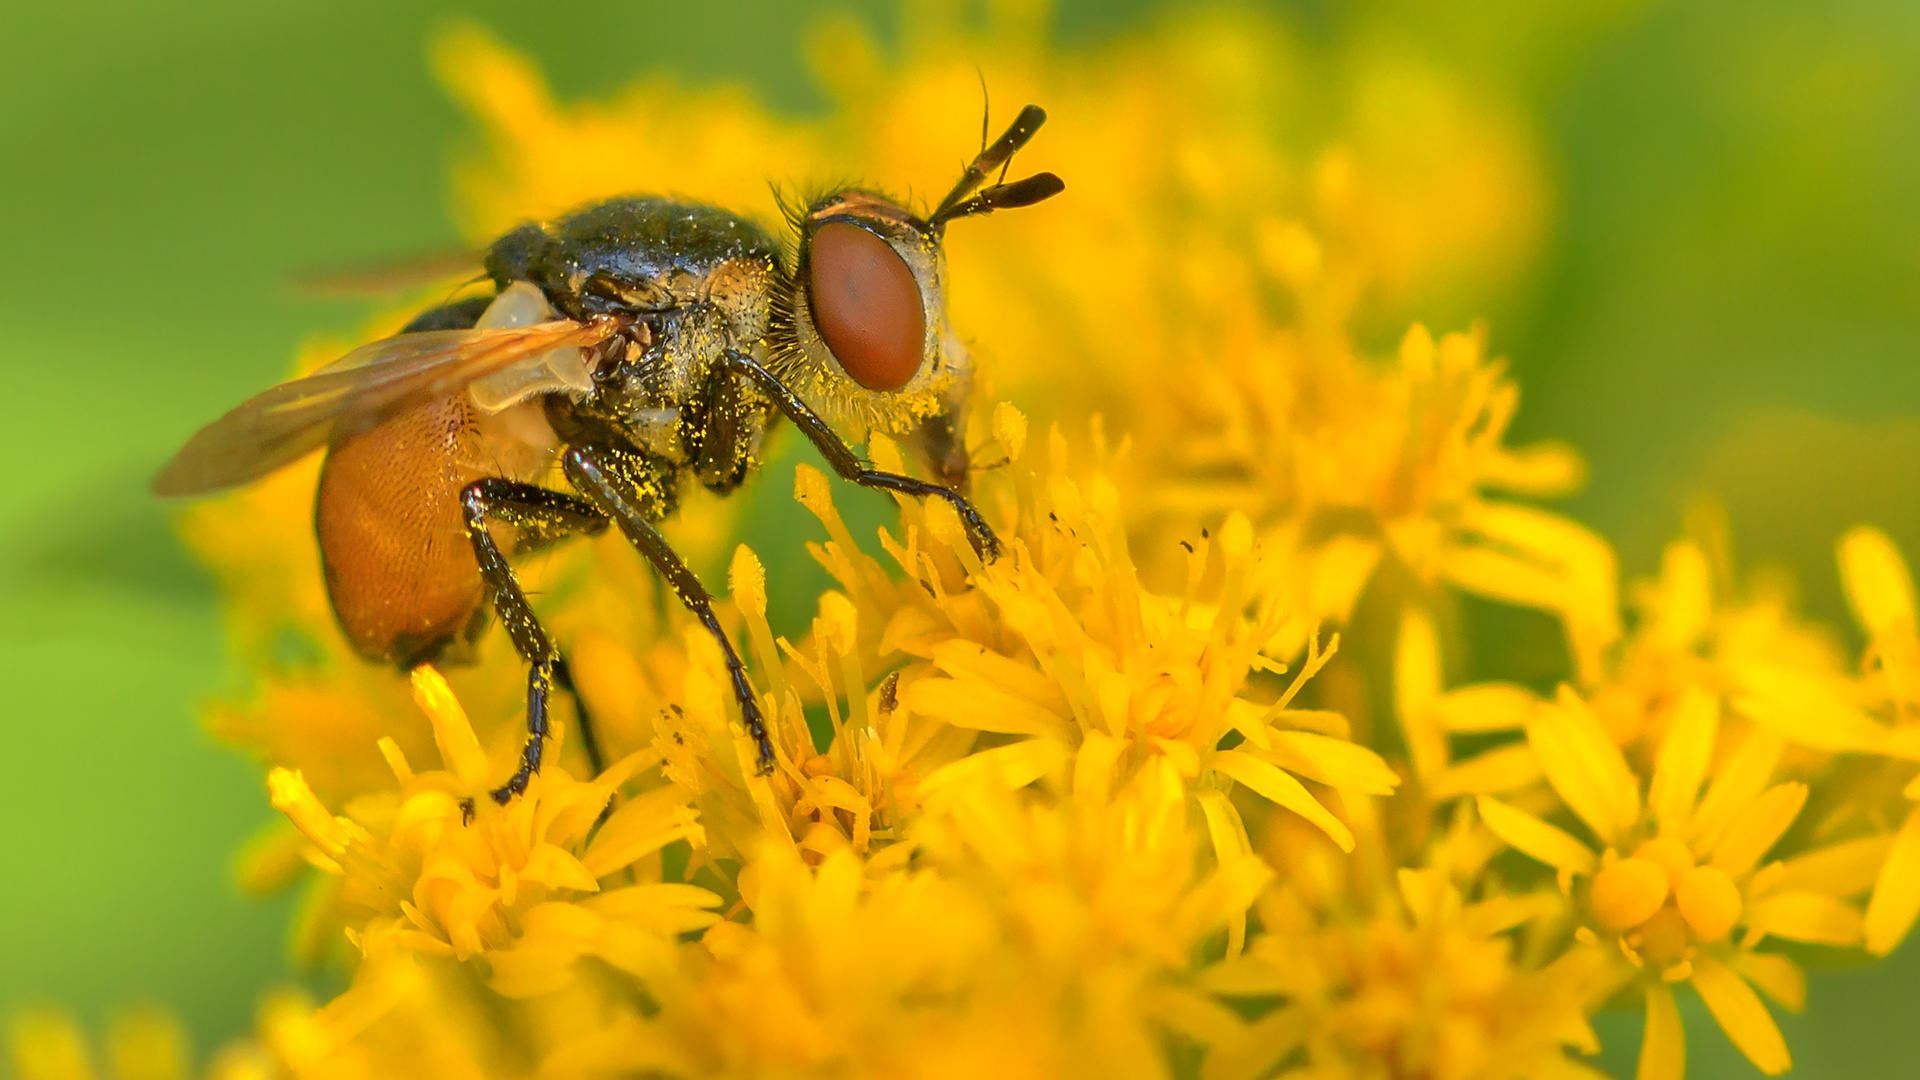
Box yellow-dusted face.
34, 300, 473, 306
771, 106, 1064, 436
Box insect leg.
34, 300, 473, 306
686, 362, 761, 496
550, 656, 604, 777
719, 351, 1001, 559
560, 444, 777, 773
460, 478, 609, 802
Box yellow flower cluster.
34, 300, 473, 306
1410, 514, 1920, 1080
18, 5, 1920, 1080
234, 413, 1412, 1077
8, 1006, 277, 1080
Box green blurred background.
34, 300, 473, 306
2, 1, 1917, 1077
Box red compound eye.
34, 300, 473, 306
808, 222, 924, 392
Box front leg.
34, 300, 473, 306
560, 444, 777, 774
460, 478, 609, 802
719, 350, 1001, 559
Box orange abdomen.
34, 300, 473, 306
315, 394, 492, 666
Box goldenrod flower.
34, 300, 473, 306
1440, 527, 1916, 1078
764, 422, 1398, 854
1472, 691, 1822, 1077
26, 6, 1919, 1080
212, 415, 1398, 1078
1193, 790, 1615, 1080
268, 667, 710, 976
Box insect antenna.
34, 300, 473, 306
927, 103, 1065, 231
975, 67, 991, 158
973, 72, 1018, 188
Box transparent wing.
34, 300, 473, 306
153, 317, 617, 497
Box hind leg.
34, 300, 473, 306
460, 478, 609, 802
551, 655, 604, 776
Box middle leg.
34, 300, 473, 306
560, 443, 777, 773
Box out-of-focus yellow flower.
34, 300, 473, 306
1196, 797, 1613, 1080
6, 1007, 271, 1080
1419, 519, 1920, 1079
1135, 318, 1606, 679
1836, 527, 1920, 955
1473, 688, 1836, 1078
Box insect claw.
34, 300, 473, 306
949, 497, 1003, 562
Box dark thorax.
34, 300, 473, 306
509, 196, 785, 502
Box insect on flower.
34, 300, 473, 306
153, 105, 1064, 805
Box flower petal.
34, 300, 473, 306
1141, 986, 1246, 1050
1394, 605, 1447, 781
1212, 750, 1353, 851
1476, 795, 1598, 876
1481, 440, 1585, 497
410, 665, 490, 788
1839, 526, 1917, 637
9, 1009, 110, 1080
1648, 687, 1717, 833
900, 676, 1072, 738
1526, 688, 1639, 846
1199, 1005, 1308, 1080
918, 738, 1070, 803
1444, 502, 1621, 681
1195, 789, 1253, 862
1647, 541, 1712, 651
1690, 729, 1782, 854
267, 768, 348, 859
1690, 953, 1791, 1075
1730, 662, 1883, 753
1429, 743, 1541, 799
1435, 682, 1538, 733
1637, 981, 1684, 1080
1267, 731, 1399, 795
580, 785, 703, 879
1776, 834, 1892, 899
1865, 802, 1920, 955
1710, 783, 1807, 877
1725, 951, 1805, 1013
520, 843, 600, 894
1745, 890, 1863, 947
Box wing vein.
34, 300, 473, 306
153, 317, 616, 497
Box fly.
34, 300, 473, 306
154, 105, 1064, 805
